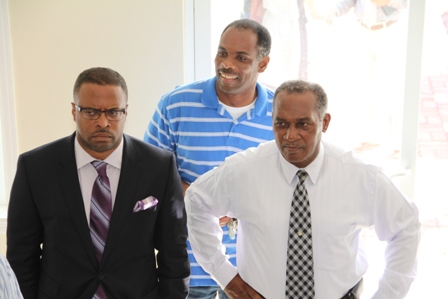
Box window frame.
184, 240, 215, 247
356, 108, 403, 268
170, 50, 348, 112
0, 0, 18, 218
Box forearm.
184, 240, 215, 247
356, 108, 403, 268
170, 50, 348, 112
7, 157, 42, 298
373, 220, 420, 299
156, 155, 190, 296
185, 186, 237, 287
157, 243, 190, 299
181, 180, 189, 196
186, 199, 237, 287
371, 169, 420, 298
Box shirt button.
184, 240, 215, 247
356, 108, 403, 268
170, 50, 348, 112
98, 273, 105, 280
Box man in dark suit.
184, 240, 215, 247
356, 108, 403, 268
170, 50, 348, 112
6, 67, 190, 299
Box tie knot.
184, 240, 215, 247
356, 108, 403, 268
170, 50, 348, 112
296, 170, 308, 184
91, 160, 107, 178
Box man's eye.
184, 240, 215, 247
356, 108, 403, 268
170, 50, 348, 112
108, 110, 120, 116
84, 109, 97, 116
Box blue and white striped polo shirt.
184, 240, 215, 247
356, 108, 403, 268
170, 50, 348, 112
144, 76, 274, 286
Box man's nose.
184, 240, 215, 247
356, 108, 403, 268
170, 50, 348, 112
220, 57, 235, 70
96, 112, 110, 127
285, 126, 300, 141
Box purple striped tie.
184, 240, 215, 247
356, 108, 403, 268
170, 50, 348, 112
90, 160, 112, 299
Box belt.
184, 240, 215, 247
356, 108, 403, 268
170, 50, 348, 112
361, 20, 396, 30
340, 278, 364, 299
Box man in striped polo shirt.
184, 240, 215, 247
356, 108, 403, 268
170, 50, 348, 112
144, 19, 273, 299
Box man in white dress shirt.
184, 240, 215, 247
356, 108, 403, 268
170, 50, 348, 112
185, 79, 420, 299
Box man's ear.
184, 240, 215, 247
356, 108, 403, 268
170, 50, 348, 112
71, 102, 76, 121
258, 55, 270, 73
322, 113, 331, 132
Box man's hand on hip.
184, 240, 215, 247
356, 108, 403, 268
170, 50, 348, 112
224, 274, 265, 299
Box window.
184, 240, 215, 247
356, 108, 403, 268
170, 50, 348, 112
190, 0, 424, 193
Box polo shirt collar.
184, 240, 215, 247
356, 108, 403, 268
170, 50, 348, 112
201, 77, 271, 118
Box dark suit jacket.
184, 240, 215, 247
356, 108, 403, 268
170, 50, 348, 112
7, 133, 190, 299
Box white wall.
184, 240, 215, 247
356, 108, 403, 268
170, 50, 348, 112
8, 0, 186, 154
2, 0, 187, 254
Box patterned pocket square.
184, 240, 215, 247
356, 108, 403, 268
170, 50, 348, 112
133, 196, 158, 212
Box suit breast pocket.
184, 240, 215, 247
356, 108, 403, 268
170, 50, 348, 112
130, 205, 158, 222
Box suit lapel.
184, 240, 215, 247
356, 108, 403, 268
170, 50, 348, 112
57, 134, 97, 267
100, 135, 141, 264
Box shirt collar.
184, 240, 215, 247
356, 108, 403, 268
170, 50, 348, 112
202, 77, 271, 118
279, 141, 324, 185
74, 136, 123, 170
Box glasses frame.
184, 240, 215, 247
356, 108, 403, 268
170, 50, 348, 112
75, 105, 127, 121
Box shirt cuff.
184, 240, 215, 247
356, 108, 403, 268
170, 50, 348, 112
371, 268, 417, 299
212, 259, 238, 289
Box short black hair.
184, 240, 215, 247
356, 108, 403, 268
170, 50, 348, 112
222, 19, 271, 59
73, 67, 128, 102
274, 80, 328, 120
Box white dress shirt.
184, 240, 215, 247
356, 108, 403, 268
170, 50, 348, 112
0, 254, 23, 299
186, 140, 420, 299
74, 137, 123, 221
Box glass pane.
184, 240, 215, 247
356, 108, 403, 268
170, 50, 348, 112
411, 1, 448, 297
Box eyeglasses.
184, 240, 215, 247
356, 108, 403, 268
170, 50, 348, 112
75, 105, 126, 121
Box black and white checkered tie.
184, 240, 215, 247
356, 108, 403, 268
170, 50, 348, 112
285, 170, 314, 298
